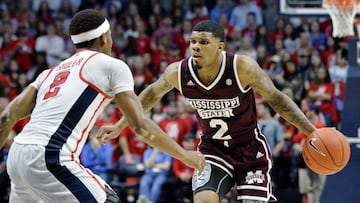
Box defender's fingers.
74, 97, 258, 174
96, 127, 106, 138
197, 163, 204, 176
197, 167, 203, 176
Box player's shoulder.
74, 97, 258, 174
92, 52, 129, 68
163, 61, 181, 75
94, 51, 121, 62
234, 53, 256, 64
234, 53, 261, 72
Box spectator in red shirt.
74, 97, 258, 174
177, 99, 196, 133
36, 0, 54, 24
94, 104, 120, 161
321, 36, 337, 68
151, 34, 173, 72
119, 126, 147, 162
8, 25, 35, 73
131, 55, 153, 94
241, 12, 257, 42
305, 66, 337, 126
158, 101, 191, 145
268, 18, 285, 43
218, 13, 234, 42
175, 19, 192, 58
135, 20, 151, 56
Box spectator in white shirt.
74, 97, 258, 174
35, 23, 65, 67
328, 49, 348, 83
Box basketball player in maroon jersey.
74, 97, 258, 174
98, 20, 316, 203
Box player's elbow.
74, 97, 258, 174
0, 109, 15, 126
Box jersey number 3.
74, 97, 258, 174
210, 119, 232, 147
44, 71, 70, 99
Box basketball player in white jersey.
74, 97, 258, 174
0, 9, 206, 203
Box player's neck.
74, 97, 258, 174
194, 56, 223, 85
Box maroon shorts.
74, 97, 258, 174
193, 131, 277, 202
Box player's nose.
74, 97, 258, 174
191, 43, 201, 52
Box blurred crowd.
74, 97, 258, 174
0, 0, 351, 203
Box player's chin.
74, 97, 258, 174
192, 58, 203, 66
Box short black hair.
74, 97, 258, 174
69, 9, 106, 48
192, 20, 225, 42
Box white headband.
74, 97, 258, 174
71, 19, 110, 44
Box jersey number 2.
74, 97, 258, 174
44, 71, 70, 99
210, 119, 232, 147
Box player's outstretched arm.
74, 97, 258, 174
113, 90, 205, 173
236, 55, 316, 136
97, 62, 179, 143
0, 86, 37, 149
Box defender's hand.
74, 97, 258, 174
183, 151, 206, 176
96, 125, 121, 144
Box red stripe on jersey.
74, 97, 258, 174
71, 97, 107, 158
79, 52, 113, 99
76, 159, 106, 192
38, 66, 56, 90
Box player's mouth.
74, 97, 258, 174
192, 54, 202, 60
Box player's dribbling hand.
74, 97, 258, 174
96, 125, 121, 144
183, 151, 206, 176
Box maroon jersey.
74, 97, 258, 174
182, 52, 276, 202
179, 52, 258, 149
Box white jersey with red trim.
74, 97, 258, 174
14, 49, 133, 158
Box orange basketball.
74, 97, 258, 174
302, 127, 351, 175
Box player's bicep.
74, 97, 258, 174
251, 70, 289, 107
138, 63, 178, 111
242, 59, 278, 100
149, 63, 179, 94
144, 74, 173, 97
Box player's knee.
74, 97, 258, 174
194, 190, 220, 203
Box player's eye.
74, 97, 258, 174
190, 40, 197, 44
200, 40, 209, 45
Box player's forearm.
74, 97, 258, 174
267, 91, 316, 135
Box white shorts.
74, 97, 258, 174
7, 143, 109, 203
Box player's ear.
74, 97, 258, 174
219, 42, 225, 52
97, 33, 107, 46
